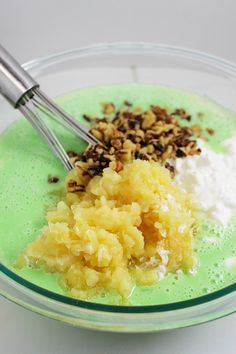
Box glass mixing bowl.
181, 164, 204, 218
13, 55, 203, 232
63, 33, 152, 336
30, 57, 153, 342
0, 43, 235, 332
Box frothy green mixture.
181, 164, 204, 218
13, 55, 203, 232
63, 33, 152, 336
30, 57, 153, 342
0, 84, 236, 305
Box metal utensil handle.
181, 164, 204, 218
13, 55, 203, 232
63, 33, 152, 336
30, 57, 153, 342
0, 44, 39, 107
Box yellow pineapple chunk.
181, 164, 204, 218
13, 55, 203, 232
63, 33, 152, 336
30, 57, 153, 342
18, 160, 198, 300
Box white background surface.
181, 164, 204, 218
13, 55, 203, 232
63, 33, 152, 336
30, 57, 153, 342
0, 1, 235, 353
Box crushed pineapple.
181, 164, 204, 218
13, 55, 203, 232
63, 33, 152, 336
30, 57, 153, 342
18, 160, 198, 300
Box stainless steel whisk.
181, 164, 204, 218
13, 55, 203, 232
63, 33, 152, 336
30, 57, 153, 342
0, 44, 100, 171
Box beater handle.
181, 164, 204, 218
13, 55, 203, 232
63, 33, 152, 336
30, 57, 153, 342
0, 44, 39, 107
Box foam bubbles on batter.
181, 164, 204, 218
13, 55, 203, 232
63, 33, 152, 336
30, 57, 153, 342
0, 83, 236, 305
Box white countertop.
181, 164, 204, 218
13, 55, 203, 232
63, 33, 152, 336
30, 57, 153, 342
0, 298, 235, 354
0, 0, 235, 353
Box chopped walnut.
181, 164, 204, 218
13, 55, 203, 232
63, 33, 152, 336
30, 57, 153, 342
67, 180, 85, 192
191, 124, 203, 136
102, 102, 116, 115
66, 102, 204, 192
171, 108, 192, 122
206, 128, 215, 135
48, 176, 59, 184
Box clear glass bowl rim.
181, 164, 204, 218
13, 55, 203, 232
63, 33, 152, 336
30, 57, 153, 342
0, 42, 235, 315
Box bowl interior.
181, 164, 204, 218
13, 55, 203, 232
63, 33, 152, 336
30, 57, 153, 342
0, 43, 235, 332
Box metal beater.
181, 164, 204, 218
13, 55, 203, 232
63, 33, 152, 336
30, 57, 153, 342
0, 44, 100, 171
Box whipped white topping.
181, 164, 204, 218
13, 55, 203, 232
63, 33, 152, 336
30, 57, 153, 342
174, 135, 236, 225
